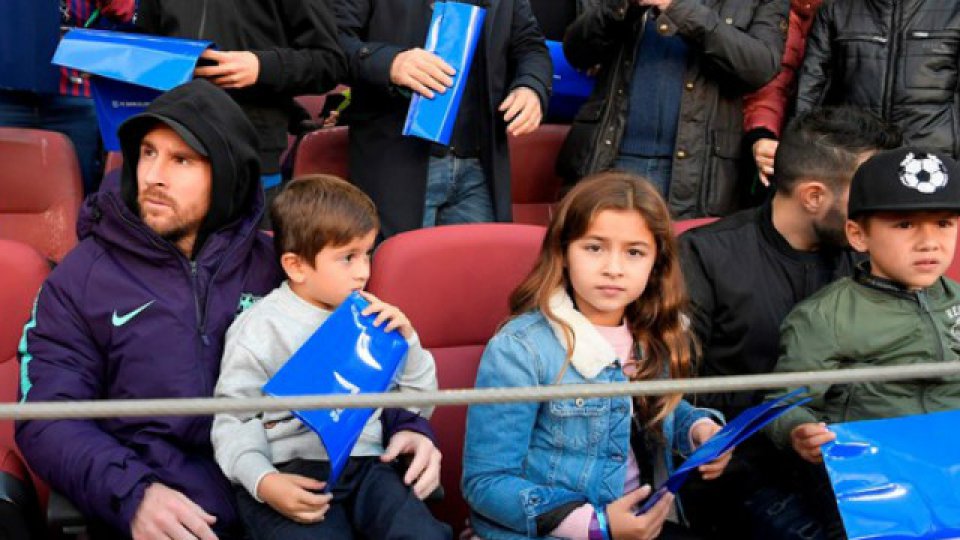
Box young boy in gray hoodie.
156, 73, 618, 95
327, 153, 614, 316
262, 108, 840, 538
211, 174, 450, 539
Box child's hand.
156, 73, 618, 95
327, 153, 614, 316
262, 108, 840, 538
690, 420, 733, 480
605, 485, 672, 540
359, 292, 415, 339
790, 422, 836, 463
256, 472, 332, 524
381, 430, 442, 499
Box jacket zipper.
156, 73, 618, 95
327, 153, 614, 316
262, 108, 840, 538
880, 3, 902, 120
916, 290, 942, 413
190, 261, 210, 347
588, 9, 648, 173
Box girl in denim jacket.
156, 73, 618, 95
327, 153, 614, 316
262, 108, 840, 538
463, 173, 732, 540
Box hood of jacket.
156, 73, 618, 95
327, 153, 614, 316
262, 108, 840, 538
113, 78, 261, 256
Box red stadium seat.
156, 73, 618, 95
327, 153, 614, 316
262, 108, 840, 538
508, 124, 569, 226
292, 126, 350, 180
673, 216, 719, 236
0, 128, 83, 263
367, 223, 545, 535
0, 240, 50, 530
103, 151, 123, 176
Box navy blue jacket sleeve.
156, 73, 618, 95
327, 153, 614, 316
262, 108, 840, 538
15, 275, 155, 533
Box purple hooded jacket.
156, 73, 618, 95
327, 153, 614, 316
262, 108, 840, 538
15, 80, 433, 537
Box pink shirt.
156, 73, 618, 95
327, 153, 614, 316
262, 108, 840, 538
551, 322, 640, 539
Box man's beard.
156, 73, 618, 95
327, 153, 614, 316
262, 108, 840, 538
812, 202, 848, 248
139, 188, 200, 245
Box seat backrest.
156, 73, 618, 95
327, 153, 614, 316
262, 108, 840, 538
0, 128, 83, 263
0, 240, 49, 494
673, 216, 719, 236
508, 124, 569, 226
292, 126, 350, 180
367, 223, 545, 534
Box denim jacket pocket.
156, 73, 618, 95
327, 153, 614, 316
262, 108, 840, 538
549, 397, 609, 417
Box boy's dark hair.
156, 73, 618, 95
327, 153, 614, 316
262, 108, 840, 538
774, 107, 902, 195
270, 174, 379, 265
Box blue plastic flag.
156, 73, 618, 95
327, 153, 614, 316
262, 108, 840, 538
402, 2, 486, 145
51, 29, 212, 150
823, 410, 960, 540
637, 388, 812, 514
263, 292, 409, 490
546, 40, 595, 121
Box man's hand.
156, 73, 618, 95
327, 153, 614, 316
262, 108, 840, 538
194, 50, 260, 89
256, 473, 332, 524
753, 138, 779, 186
390, 48, 456, 99
499, 87, 542, 137
130, 483, 218, 540
606, 485, 673, 540
790, 422, 836, 463
690, 421, 733, 480
381, 430, 442, 500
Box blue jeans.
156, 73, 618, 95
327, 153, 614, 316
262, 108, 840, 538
236, 458, 451, 540
0, 90, 102, 194
423, 155, 494, 227
612, 154, 673, 196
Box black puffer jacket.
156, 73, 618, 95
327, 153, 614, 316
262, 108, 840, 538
797, 0, 960, 157
557, 0, 788, 218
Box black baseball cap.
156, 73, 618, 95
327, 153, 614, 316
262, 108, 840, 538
118, 112, 209, 158
848, 147, 960, 218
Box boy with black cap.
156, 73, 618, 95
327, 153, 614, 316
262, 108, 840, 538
763, 147, 960, 538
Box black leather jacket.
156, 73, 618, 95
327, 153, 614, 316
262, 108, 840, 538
797, 0, 960, 157
557, 0, 788, 218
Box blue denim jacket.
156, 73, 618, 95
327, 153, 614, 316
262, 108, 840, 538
462, 311, 720, 540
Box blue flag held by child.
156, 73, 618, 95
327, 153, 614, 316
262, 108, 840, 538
263, 291, 409, 490
823, 409, 960, 540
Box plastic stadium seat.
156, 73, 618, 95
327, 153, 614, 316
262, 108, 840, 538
673, 217, 719, 236
367, 223, 545, 535
0, 240, 50, 534
103, 151, 123, 176
0, 128, 83, 263
292, 126, 349, 180
508, 124, 569, 226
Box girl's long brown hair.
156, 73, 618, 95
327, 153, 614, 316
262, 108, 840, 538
509, 172, 694, 432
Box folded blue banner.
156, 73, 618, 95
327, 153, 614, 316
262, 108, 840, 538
546, 40, 595, 122
637, 388, 812, 514
0, 0, 60, 93
263, 292, 409, 490
823, 409, 960, 540
51, 29, 212, 150
402, 2, 486, 145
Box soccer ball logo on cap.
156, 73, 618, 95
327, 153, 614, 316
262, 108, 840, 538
899, 152, 949, 194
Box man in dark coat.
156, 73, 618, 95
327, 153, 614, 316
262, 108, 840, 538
796, 0, 960, 159
558, 0, 789, 219
336, 0, 552, 239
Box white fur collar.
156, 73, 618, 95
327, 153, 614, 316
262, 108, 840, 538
546, 290, 619, 380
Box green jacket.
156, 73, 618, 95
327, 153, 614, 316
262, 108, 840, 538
764, 267, 960, 450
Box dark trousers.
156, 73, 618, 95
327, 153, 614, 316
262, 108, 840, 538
236, 458, 451, 540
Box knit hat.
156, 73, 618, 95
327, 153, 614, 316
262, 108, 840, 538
848, 147, 960, 218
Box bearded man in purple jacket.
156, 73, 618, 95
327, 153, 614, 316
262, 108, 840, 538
15, 79, 440, 540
